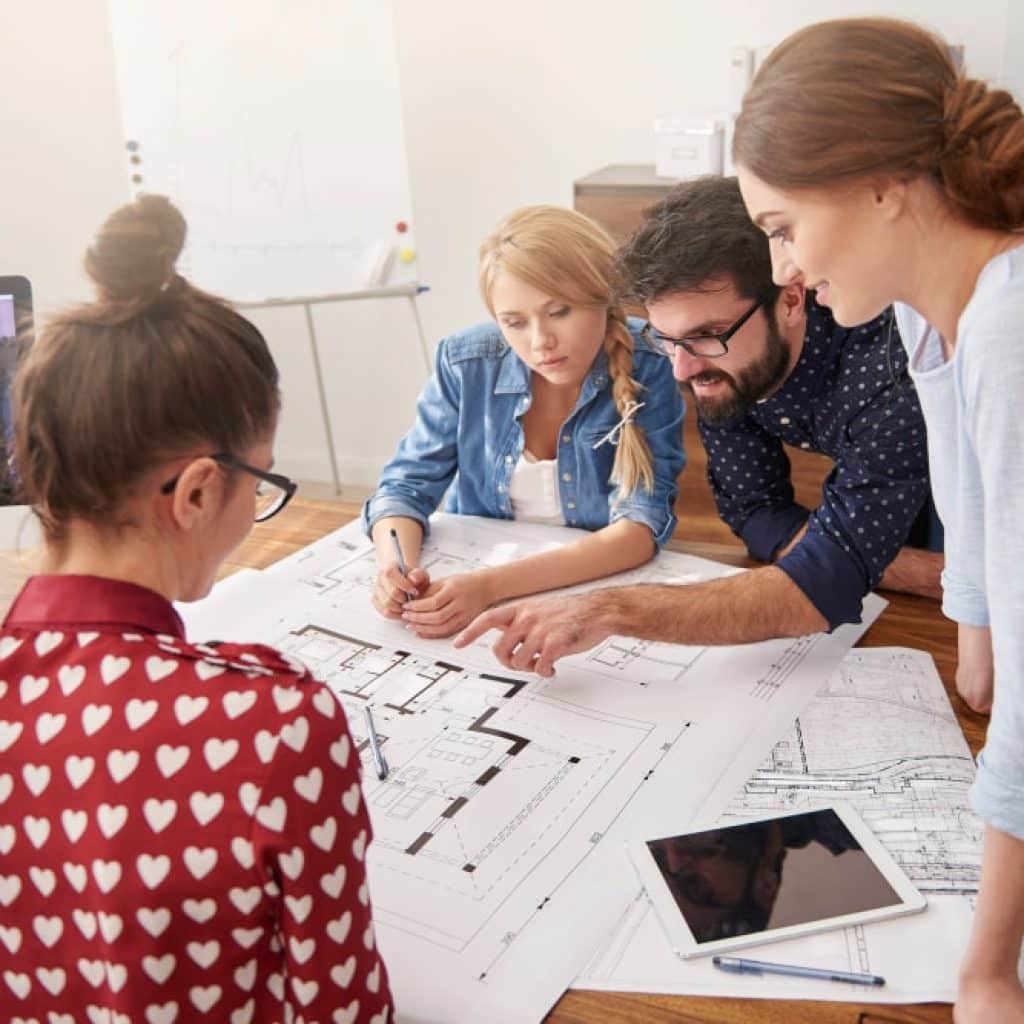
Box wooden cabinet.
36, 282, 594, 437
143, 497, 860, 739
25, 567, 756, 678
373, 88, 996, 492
572, 164, 677, 243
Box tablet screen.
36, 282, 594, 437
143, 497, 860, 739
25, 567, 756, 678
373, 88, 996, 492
646, 808, 902, 944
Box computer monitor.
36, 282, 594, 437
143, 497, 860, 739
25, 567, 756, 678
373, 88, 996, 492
0, 275, 32, 349
0, 276, 32, 502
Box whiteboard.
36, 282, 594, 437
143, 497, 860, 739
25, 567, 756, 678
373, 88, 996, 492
106, 0, 416, 302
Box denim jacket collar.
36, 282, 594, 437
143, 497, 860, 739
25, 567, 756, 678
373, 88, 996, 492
494, 347, 610, 400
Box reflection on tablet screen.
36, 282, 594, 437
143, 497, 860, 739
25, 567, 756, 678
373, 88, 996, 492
647, 808, 901, 943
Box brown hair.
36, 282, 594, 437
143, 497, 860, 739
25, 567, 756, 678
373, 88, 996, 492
733, 17, 1024, 231
14, 194, 279, 539
618, 175, 778, 304
478, 205, 654, 495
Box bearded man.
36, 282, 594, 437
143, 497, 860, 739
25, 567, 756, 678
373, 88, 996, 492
455, 176, 942, 675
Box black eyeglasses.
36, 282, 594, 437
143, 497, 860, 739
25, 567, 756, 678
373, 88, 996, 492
160, 452, 297, 522
642, 296, 766, 359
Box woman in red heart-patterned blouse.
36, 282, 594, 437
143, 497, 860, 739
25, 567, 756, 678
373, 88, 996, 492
0, 195, 394, 1023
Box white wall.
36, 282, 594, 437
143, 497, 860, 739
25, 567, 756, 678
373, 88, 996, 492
0, 1, 1013, 488
394, 0, 1011, 349
1004, 3, 1024, 102
0, 0, 128, 312
245, 297, 429, 486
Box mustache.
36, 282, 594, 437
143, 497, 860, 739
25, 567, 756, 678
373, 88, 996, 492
677, 370, 735, 393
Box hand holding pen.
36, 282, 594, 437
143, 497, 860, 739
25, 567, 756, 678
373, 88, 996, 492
370, 525, 430, 619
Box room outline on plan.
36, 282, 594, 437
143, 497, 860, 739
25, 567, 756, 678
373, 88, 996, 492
274, 620, 693, 969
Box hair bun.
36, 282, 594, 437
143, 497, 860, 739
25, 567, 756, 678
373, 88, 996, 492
940, 77, 1024, 229
83, 194, 187, 303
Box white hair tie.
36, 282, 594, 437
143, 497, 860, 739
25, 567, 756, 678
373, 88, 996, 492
592, 400, 645, 449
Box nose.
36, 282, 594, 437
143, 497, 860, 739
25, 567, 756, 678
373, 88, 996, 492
530, 319, 556, 351
769, 240, 802, 287
670, 344, 706, 381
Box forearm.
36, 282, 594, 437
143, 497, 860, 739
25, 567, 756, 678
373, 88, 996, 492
961, 825, 1024, 981
371, 516, 424, 567
587, 564, 828, 646
481, 520, 656, 604
877, 546, 943, 600
954, 623, 994, 714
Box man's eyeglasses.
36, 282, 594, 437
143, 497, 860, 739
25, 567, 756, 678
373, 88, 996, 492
160, 452, 297, 522
642, 296, 766, 359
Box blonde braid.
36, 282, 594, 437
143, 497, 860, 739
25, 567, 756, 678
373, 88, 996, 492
604, 308, 655, 497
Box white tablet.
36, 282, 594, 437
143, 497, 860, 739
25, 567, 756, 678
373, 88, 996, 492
627, 803, 926, 959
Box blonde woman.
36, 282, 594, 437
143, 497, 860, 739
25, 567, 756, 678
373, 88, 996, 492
364, 205, 685, 638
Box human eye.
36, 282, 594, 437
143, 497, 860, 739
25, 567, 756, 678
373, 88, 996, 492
766, 227, 791, 247
501, 318, 526, 330
549, 306, 571, 319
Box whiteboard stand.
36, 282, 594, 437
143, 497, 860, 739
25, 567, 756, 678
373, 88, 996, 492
238, 282, 431, 495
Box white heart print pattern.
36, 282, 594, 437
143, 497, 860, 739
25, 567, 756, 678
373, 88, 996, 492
0, 605, 392, 1021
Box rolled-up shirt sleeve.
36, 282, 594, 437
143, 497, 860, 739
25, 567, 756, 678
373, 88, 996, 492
701, 415, 871, 628
941, 565, 989, 627
702, 322, 930, 629
779, 402, 930, 628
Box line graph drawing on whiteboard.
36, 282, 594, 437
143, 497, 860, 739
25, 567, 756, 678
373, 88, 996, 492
108, 0, 417, 300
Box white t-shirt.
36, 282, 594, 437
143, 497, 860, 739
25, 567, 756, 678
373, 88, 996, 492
508, 450, 566, 526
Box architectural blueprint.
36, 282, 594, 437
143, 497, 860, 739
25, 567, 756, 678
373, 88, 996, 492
182, 514, 883, 1023
575, 648, 984, 1004
722, 647, 982, 894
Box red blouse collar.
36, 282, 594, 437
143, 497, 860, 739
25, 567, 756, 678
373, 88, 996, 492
3, 575, 185, 638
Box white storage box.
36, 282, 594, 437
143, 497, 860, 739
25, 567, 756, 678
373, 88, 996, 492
654, 117, 724, 180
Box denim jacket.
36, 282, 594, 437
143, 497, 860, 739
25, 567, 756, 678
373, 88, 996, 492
362, 319, 686, 546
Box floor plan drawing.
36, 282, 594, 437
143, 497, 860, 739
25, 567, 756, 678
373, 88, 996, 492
582, 636, 707, 685
182, 514, 884, 1023
574, 648, 984, 1005
273, 621, 693, 957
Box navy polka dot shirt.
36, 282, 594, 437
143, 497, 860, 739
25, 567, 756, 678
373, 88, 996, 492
699, 297, 931, 630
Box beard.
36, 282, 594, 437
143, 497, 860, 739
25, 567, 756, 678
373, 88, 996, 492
678, 317, 792, 428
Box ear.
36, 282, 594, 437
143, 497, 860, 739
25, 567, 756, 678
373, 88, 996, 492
871, 177, 908, 223
775, 281, 806, 328
168, 457, 224, 531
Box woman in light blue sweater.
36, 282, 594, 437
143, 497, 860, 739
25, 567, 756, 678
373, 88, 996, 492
732, 18, 1024, 1023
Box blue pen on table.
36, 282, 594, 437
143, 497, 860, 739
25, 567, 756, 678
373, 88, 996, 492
364, 706, 389, 781
389, 527, 417, 601
712, 955, 885, 987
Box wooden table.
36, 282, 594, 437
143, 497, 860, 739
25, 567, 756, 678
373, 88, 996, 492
1, 498, 986, 1023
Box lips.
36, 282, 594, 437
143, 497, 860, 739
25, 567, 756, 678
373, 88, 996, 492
687, 371, 731, 389
538, 356, 568, 369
